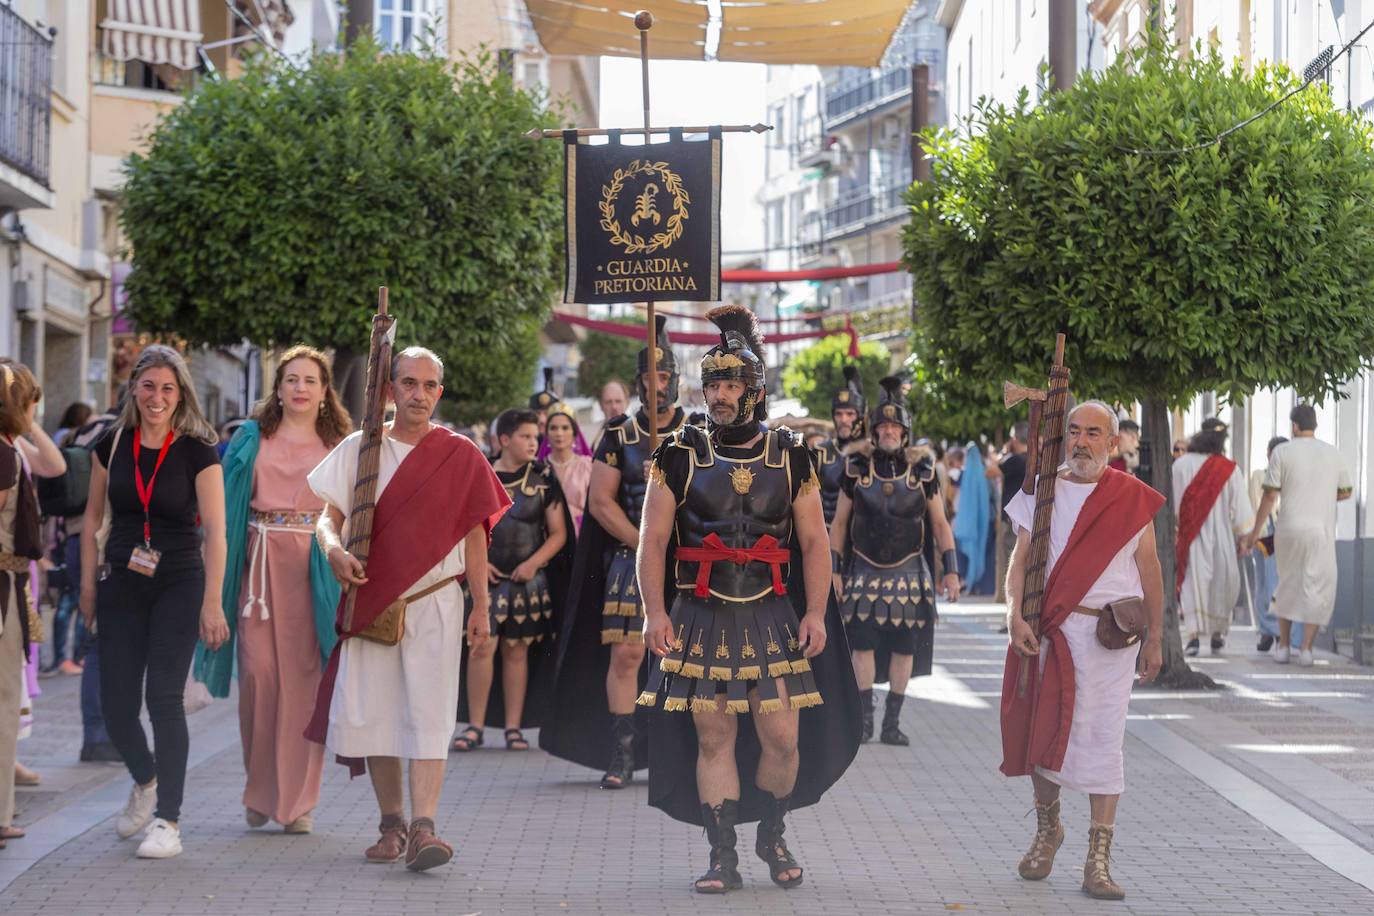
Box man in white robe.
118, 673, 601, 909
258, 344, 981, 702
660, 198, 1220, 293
1244, 404, 1352, 666
311, 348, 507, 871
1172, 426, 1252, 655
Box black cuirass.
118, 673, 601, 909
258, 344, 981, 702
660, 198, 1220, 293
489, 463, 550, 572
674, 432, 794, 601
615, 410, 684, 530
848, 454, 927, 566
816, 438, 849, 525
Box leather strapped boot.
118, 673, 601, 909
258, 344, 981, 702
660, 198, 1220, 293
600, 714, 635, 789
859, 688, 874, 743
880, 692, 910, 746
1017, 798, 1064, 880
756, 793, 804, 888
1082, 823, 1125, 900
695, 800, 743, 894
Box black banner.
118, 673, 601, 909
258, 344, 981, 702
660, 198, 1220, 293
563, 128, 721, 304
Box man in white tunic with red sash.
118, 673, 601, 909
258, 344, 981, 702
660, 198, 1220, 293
1001, 401, 1165, 900
307, 348, 508, 871
1173, 424, 1251, 656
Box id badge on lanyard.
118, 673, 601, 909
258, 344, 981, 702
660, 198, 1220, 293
129, 428, 175, 577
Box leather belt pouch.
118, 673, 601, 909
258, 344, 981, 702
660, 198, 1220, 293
1096, 596, 1147, 650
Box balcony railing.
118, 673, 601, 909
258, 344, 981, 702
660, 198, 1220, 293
0, 6, 53, 187
823, 175, 912, 236
95, 50, 201, 94
825, 67, 911, 126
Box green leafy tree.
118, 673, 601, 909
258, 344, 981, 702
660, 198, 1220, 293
781, 334, 891, 422
904, 45, 1374, 685
906, 341, 1022, 444
119, 39, 562, 423
576, 318, 642, 402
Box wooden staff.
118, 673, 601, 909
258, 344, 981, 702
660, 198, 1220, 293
635, 9, 660, 452
1004, 333, 1071, 696
340, 287, 397, 632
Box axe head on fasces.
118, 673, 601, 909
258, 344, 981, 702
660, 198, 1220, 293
1003, 381, 1047, 409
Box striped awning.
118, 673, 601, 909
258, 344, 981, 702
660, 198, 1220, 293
100, 0, 204, 71
525, 0, 911, 68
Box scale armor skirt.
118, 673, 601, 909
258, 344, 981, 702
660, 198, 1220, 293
840, 553, 936, 629
488, 571, 554, 645
600, 545, 645, 644
637, 592, 823, 715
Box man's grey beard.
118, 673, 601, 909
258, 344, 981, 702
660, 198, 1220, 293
709, 403, 738, 424
877, 441, 902, 456
1067, 450, 1107, 477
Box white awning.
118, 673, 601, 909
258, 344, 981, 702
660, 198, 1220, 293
101, 0, 203, 71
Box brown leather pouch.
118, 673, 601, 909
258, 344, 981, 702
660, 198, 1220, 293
357, 599, 406, 646
1096, 597, 1147, 650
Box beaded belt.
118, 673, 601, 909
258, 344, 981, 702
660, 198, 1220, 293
250, 509, 319, 529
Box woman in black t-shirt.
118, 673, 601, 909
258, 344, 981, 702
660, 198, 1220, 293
78, 345, 228, 861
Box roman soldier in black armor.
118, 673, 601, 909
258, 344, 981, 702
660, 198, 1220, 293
540, 315, 686, 788
455, 408, 574, 751
816, 365, 866, 526
829, 377, 961, 746
637, 305, 859, 894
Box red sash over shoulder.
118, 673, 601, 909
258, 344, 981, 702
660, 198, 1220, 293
1174, 454, 1235, 597
305, 426, 510, 761
999, 468, 1164, 778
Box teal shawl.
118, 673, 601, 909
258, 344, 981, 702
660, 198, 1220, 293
192, 419, 341, 699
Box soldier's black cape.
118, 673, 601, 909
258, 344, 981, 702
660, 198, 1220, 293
645, 546, 862, 826
457, 470, 576, 729
538, 489, 673, 771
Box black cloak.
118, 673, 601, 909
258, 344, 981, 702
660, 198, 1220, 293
457, 476, 577, 729
645, 544, 862, 826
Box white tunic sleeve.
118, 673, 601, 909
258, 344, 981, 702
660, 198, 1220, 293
1005, 487, 1034, 536
1262, 445, 1285, 492
307, 431, 362, 514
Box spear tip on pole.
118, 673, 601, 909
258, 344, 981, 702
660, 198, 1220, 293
635, 10, 654, 30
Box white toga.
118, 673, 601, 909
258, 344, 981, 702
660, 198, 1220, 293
1006, 478, 1149, 796
1263, 437, 1352, 627
1173, 454, 1252, 640
308, 430, 466, 760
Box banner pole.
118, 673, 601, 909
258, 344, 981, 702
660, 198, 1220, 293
636, 10, 659, 452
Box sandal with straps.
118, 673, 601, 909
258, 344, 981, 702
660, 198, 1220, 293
451, 726, 483, 753
504, 728, 530, 751
756, 795, 804, 889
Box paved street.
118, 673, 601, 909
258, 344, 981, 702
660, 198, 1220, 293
4, 603, 1374, 915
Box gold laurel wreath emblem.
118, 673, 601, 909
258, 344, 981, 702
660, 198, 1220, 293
600, 160, 690, 255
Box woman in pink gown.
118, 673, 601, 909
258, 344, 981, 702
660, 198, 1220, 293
236, 347, 351, 832
543, 406, 592, 533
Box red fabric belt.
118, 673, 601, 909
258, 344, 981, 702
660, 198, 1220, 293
676, 533, 790, 598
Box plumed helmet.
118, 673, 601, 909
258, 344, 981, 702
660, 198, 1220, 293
701, 305, 766, 431
832, 364, 866, 440
868, 375, 911, 444
529, 367, 557, 411
636, 314, 680, 407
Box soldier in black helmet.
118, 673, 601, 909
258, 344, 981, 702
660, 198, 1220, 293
539, 315, 686, 789
529, 367, 557, 439
815, 365, 866, 527
637, 306, 859, 894
829, 377, 961, 746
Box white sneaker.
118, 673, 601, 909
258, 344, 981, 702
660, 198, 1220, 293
137, 818, 182, 858
115, 781, 158, 839
1299, 648, 1315, 667
1274, 645, 1291, 664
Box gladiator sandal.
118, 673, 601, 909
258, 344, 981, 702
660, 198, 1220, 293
600, 714, 635, 789
1082, 823, 1126, 900
859, 688, 875, 743
755, 793, 803, 889
695, 800, 743, 894
404, 817, 454, 872
880, 692, 910, 747
1016, 797, 1064, 881
364, 813, 408, 864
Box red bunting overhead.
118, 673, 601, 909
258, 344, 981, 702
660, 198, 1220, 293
553, 311, 860, 357
720, 262, 904, 283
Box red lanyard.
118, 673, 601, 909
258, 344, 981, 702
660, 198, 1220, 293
133, 428, 175, 546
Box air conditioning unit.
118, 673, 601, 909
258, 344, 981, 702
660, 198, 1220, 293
878, 117, 906, 145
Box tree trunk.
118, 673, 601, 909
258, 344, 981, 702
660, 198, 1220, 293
333, 347, 368, 425
1140, 397, 1217, 689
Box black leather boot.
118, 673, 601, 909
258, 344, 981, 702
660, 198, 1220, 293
880, 692, 910, 746
859, 688, 874, 743
695, 799, 743, 893
600, 714, 635, 789
756, 793, 803, 888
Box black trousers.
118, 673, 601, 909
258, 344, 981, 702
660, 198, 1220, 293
97, 565, 204, 822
